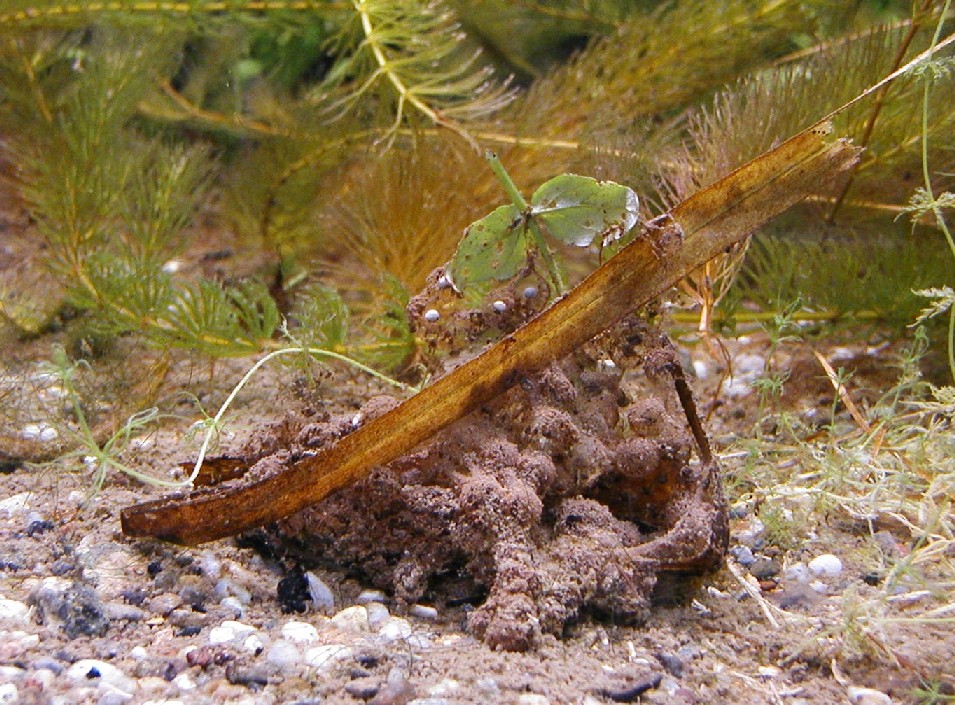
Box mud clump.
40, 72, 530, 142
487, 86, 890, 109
262, 283, 728, 650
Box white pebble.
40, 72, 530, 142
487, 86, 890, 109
66, 660, 135, 696
783, 563, 810, 583
199, 551, 221, 580
330, 605, 368, 632
31, 668, 56, 690
304, 644, 352, 671
409, 604, 438, 621
266, 640, 301, 670
356, 589, 388, 604
305, 571, 335, 613
492, 300, 507, 313
0, 684, 16, 704
437, 274, 453, 289
281, 620, 318, 644
518, 695, 550, 705
21, 423, 58, 442
423, 309, 440, 322
171, 673, 196, 691
0, 598, 30, 624
378, 616, 431, 648
596, 358, 616, 371
129, 646, 148, 661
848, 686, 893, 705
692, 358, 709, 380
377, 615, 412, 641
365, 602, 390, 629
243, 633, 265, 654
808, 554, 843, 578
208, 620, 255, 645
0, 492, 31, 517
219, 596, 245, 618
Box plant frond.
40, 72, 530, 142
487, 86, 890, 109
310, 0, 514, 143
315, 135, 494, 300
158, 279, 278, 356
289, 281, 349, 352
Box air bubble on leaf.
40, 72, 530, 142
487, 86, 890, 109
523, 286, 538, 299
424, 309, 440, 322
492, 301, 507, 313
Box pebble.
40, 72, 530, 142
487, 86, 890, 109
366, 602, 390, 629
330, 605, 369, 632
304, 644, 352, 671
21, 422, 58, 442
208, 620, 256, 645
0, 597, 29, 624
219, 596, 245, 618
199, 551, 221, 580
104, 602, 146, 622
408, 604, 438, 621
147, 593, 182, 616
265, 639, 301, 670
171, 673, 196, 691
344, 677, 381, 699
736, 518, 765, 548
66, 659, 136, 696
29, 668, 57, 690
305, 572, 335, 613
784, 563, 811, 583
847, 686, 893, 705
517, 695, 550, 705
0, 684, 15, 704
243, 633, 265, 654
728, 546, 755, 566
748, 558, 781, 580
281, 620, 319, 644
356, 589, 388, 604
216, 579, 252, 605
31, 578, 110, 638
0, 492, 31, 517
808, 554, 843, 578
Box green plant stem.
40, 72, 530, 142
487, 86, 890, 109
484, 150, 566, 293
919, 0, 955, 381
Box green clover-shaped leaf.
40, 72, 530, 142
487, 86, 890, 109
530, 174, 639, 248
450, 203, 527, 290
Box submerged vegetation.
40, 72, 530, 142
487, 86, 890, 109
0, 0, 953, 681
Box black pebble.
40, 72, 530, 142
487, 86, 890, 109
226, 663, 270, 689
122, 587, 148, 606
599, 673, 663, 702
277, 567, 310, 614
147, 560, 163, 577
27, 519, 55, 536
176, 625, 202, 637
